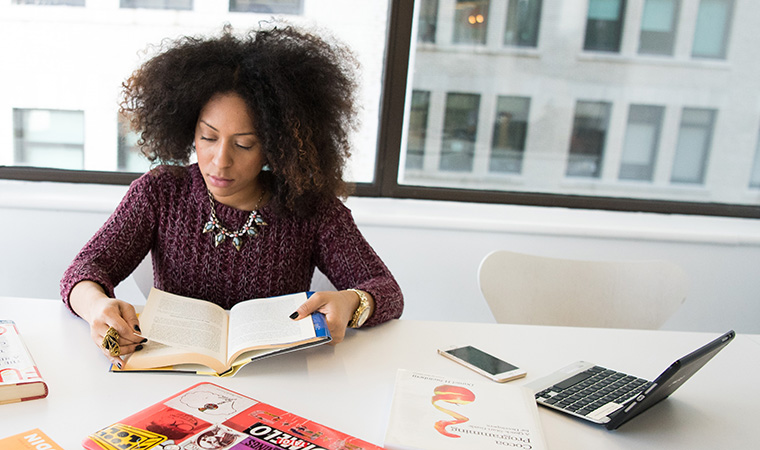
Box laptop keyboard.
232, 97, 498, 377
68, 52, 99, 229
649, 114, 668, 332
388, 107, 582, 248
535, 365, 653, 418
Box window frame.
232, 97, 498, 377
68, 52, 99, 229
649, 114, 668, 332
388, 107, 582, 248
1, 0, 758, 219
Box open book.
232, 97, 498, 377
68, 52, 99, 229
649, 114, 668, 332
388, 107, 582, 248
119, 288, 330, 376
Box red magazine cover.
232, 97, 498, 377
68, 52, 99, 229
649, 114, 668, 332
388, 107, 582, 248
82, 382, 383, 450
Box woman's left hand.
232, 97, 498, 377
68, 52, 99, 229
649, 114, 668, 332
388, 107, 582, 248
290, 290, 373, 344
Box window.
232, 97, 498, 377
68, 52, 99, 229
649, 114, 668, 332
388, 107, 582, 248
117, 117, 152, 173
504, 0, 542, 48
229, 0, 303, 14
417, 0, 438, 43
671, 108, 716, 184
584, 0, 626, 52
692, 0, 734, 59
567, 101, 611, 178
440, 93, 480, 172
2, 1, 759, 218
405, 91, 431, 171
13, 109, 84, 171
120, 0, 193, 9
639, 0, 679, 56
453, 0, 489, 45
490, 96, 530, 174
619, 105, 664, 181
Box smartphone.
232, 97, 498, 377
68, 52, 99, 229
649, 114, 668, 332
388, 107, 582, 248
438, 345, 526, 383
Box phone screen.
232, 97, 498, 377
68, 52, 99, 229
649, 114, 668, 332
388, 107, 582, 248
445, 346, 519, 375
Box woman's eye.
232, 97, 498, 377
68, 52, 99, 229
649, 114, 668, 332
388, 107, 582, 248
200, 136, 216, 141
237, 143, 253, 150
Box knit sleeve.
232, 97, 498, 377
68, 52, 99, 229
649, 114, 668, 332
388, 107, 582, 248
59, 172, 159, 315
314, 199, 404, 326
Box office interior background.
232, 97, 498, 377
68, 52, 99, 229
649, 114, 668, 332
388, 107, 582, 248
1, 0, 758, 333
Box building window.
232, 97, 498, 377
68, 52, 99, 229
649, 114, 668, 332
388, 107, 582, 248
692, 0, 734, 59
440, 93, 480, 172
671, 108, 716, 184
405, 91, 431, 171
584, 0, 626, 52
229, 0, 303, 14
117, 116, 153, 173
567, 101, 611, 178
619, 105, 664, 181
490, 96, 530, 174
504, 0, 542, 48
13, 109, 84, 170
750, 127, 760, 189
638, 0, 679, 56
120, 0, 192, 10
417, 0, 438, 43
453, 0, 489, 45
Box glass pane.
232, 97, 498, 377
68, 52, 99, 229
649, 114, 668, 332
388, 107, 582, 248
417, 0, 439, 43
120, 0, 193, 9
504, 0, 542, 48
619, 105, 664, 181
639, 0, 678, 55
230, 0, 303, 14
692, 0, 733, 59
441, 93, 480, 172
453, 0, 489, 45
2, 1, 388, 182
490, 96, 530, 173
584, 0, 626, 52
13, 109, 84, 170
405, 91, 431, 171
671, 108, 716, 184
399, 0, 759, 208
567, 101, 611, 178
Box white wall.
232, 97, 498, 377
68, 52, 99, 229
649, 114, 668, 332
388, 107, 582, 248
1, 179, 759, 334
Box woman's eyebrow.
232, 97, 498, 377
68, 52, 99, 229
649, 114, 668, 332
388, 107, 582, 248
200, 120, 255, 136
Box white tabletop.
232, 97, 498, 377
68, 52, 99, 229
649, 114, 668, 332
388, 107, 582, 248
1, 297, 758, 449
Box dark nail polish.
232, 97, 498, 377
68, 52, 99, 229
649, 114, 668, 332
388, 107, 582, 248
289, 311, 299, 320
117, 362, 123, 369
135, 345, 143, 351
134, 325, 142, 333
140, 338, 148, 344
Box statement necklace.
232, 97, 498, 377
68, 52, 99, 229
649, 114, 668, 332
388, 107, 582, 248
202, 189, 267, 251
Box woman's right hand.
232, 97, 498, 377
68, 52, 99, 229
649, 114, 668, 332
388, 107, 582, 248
69, 281, 145, 368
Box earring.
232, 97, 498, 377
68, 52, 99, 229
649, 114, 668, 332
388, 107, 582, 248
262, 164, 271, 172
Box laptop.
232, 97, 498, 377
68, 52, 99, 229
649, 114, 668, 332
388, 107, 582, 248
524, 330, 735, 430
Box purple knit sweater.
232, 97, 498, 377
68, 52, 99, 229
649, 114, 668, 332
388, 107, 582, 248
60, 164, 403, 327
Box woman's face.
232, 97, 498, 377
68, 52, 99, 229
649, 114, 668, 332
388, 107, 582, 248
195, 92, 266, 210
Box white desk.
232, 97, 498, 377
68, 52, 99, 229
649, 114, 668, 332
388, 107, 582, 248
2, 297, 758, 449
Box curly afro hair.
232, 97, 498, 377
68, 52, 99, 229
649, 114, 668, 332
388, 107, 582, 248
120, 23, 360, 217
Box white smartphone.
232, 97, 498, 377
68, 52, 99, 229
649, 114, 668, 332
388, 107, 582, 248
438, 345, 527, 383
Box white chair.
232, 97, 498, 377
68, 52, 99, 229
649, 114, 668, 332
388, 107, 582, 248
477, 250, 688, 329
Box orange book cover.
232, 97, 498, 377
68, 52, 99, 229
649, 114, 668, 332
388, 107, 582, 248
82, 382, 383, 450
0, 320, 48, 405
0, 429, 64, 450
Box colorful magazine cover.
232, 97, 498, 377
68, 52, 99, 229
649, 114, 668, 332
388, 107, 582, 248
83, 382, 383, 450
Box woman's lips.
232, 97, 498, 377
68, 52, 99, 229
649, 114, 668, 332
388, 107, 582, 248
208, 175, 233, 188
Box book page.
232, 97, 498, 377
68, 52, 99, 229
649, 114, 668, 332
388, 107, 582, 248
227, 292, 316, 361
140, 289, 228, 361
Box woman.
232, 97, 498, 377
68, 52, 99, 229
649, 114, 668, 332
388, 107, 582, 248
60, 24, 403, 368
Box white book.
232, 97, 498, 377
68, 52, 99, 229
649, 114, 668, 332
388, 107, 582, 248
384, 369, 548, 450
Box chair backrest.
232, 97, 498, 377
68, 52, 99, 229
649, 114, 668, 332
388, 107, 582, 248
477, 250, 688, 329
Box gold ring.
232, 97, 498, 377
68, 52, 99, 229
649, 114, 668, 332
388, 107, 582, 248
102, 327, 120, 357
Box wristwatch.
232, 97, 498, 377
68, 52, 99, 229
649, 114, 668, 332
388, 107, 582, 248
347, 289, 371, 328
